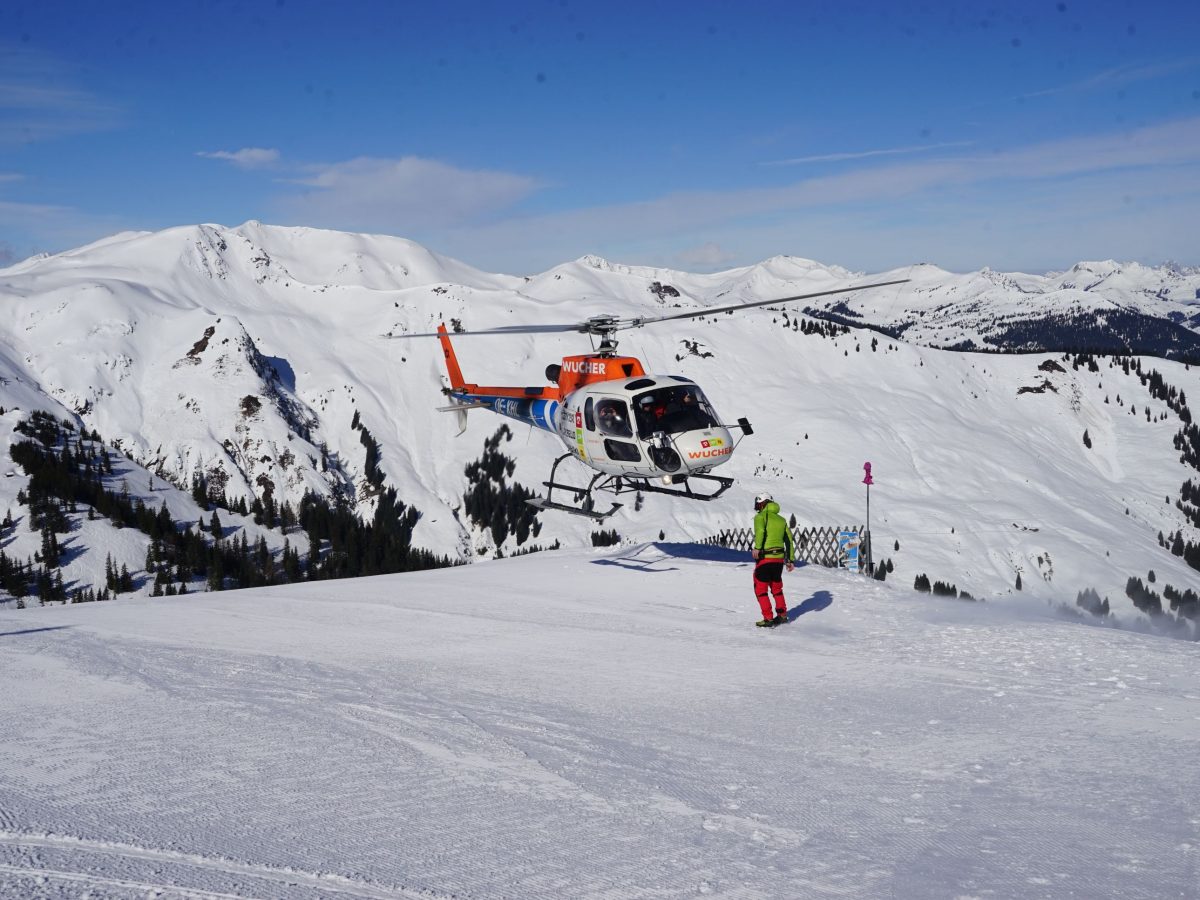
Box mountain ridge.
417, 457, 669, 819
2, 221, 1199, 619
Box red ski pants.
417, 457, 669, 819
753, 559, 787, 618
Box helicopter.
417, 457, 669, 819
389, 279, 907, 520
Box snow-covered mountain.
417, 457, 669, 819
1, 546, 1197, 897
804, 259, 1200, 357
1, 222, 1198, 622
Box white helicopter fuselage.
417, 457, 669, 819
449, 371, 736, 486
551, 376, 735, 479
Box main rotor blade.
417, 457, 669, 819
383, 278, 909, 339
385, 322, 586, 339
629, 279, 910, 328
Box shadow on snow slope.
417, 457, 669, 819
0, 625, 72, 638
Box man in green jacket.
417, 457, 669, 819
752, 493, 795, 627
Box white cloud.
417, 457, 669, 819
762, 141, 972, 166
1020, 58, 1200, 101
276, 155, 541, 231
0, 42, 123, 144
673, 241, 736, 271
197, 147, 281, 169
428, 117, 1200, 273
0, 198, 129, 260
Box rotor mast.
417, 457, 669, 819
582, 316, 622, 356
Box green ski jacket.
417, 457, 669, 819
753, 500, 794, 562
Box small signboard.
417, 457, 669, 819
838, 530, 861, 573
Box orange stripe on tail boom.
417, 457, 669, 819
436, 323, 562, 400
436, 323, 466, 390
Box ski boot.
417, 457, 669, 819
773, 612, 788, 626
755, 618, 776, 628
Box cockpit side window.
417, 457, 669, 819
584, 397, 595, 431
595, 397, 633, 438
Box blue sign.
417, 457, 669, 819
838, 530, 861, 573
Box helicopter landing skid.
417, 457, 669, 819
526, 454, 624, 521
615, 471, 734, 502
526, 496, 622, 521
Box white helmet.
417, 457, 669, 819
754, 493, 772, 507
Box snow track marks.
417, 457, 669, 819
0, 829, 437, 899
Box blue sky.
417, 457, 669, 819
1, 0, 1198, 274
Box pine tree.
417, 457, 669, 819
280, 501, 296, 532
192, 472, 208, 507
207, 547, 225, 590
1015, 572, 1023, 591
40, 526, 60, 568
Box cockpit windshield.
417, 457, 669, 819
632, 385, 719, 438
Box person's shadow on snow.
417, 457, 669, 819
591, 542, 747, 573
787, 590, 833, 622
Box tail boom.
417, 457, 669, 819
447, 391, 560, 433
436, 325, 561, 433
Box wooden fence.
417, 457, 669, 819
700, 525, 871, 571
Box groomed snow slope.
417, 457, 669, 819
2, 546, 1197, 898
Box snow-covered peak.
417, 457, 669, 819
752, 254, 853, 279
577, 253, 616, 270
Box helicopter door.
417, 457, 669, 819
594, 397, 641, 463
580, 397, 608, 462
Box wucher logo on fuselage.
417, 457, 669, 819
386, 278, 906, 520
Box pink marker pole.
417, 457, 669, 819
863, 462, 874, 573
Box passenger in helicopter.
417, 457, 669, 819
636, 387, 717, 436
595, 398, 632, 437
635, 394, 667, 437
671, 389, 709, 431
